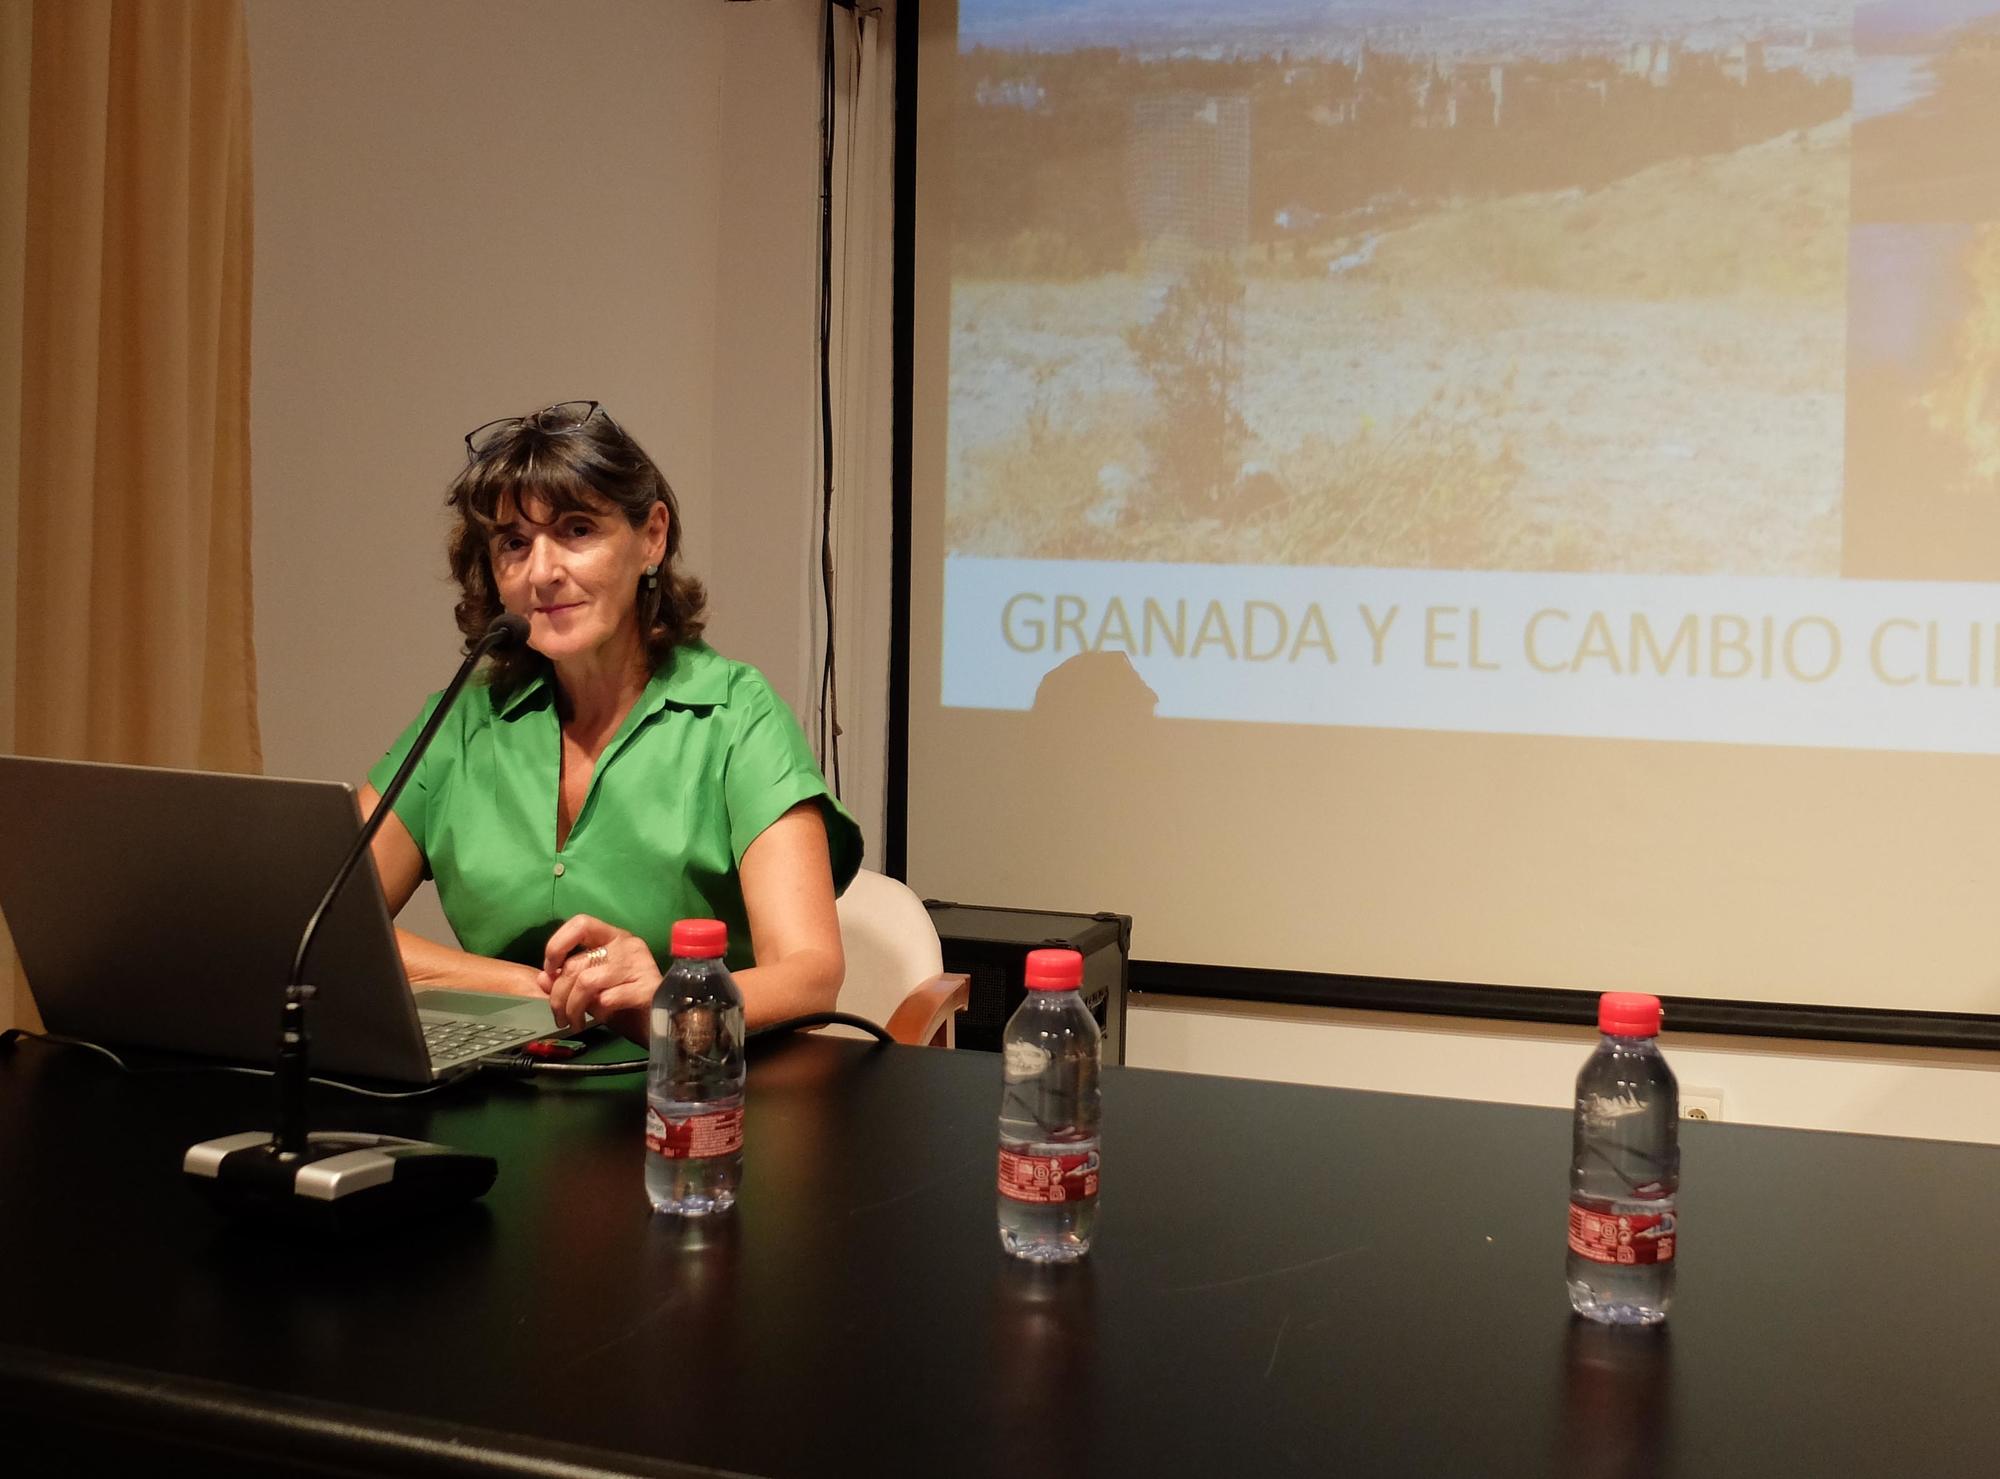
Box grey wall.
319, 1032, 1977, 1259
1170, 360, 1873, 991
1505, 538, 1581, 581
249, 0, 837, 942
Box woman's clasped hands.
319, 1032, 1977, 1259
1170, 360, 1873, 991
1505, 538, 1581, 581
538, 914, 663, 1034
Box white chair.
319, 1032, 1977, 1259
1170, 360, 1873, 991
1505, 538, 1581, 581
833, 869, 969, 1047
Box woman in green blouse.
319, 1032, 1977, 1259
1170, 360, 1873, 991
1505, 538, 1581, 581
361, 401, 860, 1040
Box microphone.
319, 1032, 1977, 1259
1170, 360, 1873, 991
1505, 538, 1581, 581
184, 613, 531, 1232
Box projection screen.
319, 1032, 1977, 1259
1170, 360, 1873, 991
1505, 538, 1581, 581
903, 0, 2000, 1031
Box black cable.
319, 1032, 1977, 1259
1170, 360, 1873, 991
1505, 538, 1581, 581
883, 0, 916, 882
813, 3, 884, 797
751, 1010, 895, 1044
475, 1009, 899, 1078
829, 7, 874, 797
477, 1057, 648, 1077
1, 1007, 899, 1094
816, 0, 842, 795
0, 1029, 473, 1099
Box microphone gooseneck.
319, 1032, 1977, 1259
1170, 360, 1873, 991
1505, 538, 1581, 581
273, 612, 527, 1156
285, 611, 527, 991
183, 612, 527, 1230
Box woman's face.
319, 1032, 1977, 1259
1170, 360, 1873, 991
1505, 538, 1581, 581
487, 492, 668, 667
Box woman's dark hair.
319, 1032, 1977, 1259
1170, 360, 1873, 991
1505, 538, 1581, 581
445, 408, 707, 701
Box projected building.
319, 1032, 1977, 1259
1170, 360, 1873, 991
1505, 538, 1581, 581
1624, 41, 1676, 86
1129, 95, 1250, 266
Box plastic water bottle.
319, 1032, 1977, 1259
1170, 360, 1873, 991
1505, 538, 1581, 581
645, 919, 745, 1216
997, 948, 1101, 1261
1566, 991, 1678, 1324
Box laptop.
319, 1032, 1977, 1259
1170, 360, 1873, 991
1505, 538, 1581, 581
0, 755, 560, 1083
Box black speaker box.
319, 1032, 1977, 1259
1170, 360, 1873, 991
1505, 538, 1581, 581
922, 902, 1131, 1065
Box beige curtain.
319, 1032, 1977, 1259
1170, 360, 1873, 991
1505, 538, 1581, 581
3, 0, 259, 1030
1, 1, 29, 1028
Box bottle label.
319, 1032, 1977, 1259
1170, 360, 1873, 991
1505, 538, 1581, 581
646, 1104, 744, 1160
998, 1147, 1099, 1205
1568, 1202, 1676, 1265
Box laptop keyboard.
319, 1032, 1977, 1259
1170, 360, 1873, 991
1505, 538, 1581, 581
422, 1019, 525, 1064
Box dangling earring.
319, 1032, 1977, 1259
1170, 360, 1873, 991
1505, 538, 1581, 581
643, 563, 660, 591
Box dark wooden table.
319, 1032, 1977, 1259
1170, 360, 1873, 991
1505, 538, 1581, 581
0, 1028, 1992, 1477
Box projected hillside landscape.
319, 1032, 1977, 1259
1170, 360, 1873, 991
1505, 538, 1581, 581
1852, 0, 2000, 222
944, 1, 1860, 576
1842, 2, 2000, 578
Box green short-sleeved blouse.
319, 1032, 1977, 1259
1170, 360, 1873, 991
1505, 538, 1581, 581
367, 641, 861, 974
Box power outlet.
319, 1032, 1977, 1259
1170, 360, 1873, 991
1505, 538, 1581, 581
1682, 1087, 1724, 1122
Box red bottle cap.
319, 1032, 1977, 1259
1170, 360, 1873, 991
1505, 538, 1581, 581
670, 919, 728, 959
1598, 992, 1662, 1037
1024, 948, 1083, 991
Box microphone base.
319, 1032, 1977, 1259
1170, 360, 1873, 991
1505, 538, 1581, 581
183, 1130, 498, 1234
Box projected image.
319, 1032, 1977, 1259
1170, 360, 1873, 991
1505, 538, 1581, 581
1843, 4, 2000, 578
946, 1, 1851, 577
917, 4, 2000, 1025
1845, 222, 2000, 579
1852, 0, 2000, 223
